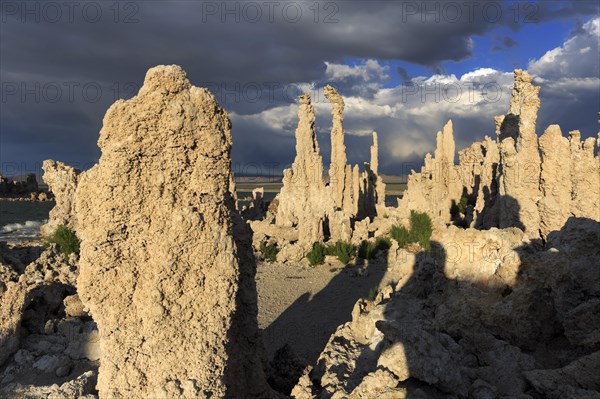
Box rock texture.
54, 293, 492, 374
398, 120, 462, 224
256, 87, 384, 258
293, 218, 600, 398
569, 130, 600, 221
370, 132, 386, 213
73, 65, 272, 398
0, 241, 100, 399
398, 69, 600, 237
40, 160, 81, 236
274, 93, 329, 247
495, 71, 542, 238
538, 125, 572, 239
0, 245, 77, 367
325, 85, 352, 214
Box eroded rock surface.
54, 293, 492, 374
40, 160, 81, 236
398, 120, 462, 224
398, 69, 600, 238
74, 65, 272, 398
258, 87, 385, 259
293, 219, 600, 398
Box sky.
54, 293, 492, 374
1, 0, 599, 177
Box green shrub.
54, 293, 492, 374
390, 211, 433, 251
451, 196, 470, 223
364, 286, 379, 302
358, 240, 378, 260
409, 211, 433, 251
45, 225, 80, 256
330, 240, 356, 264
307, 242, 327, 266
259, 241, 279, 263
375, 236, 392, 251
390, 224, 411, 247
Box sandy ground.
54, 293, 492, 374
256, 255, 398, 365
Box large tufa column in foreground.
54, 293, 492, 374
74, 65, 272, 398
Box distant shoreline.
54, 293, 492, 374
0, 197, 55, 202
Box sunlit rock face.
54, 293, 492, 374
74, 65, 272, 399
40, 160, 81, 236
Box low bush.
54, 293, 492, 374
358, 240, 378, 260
375, 236, 392, 251
45, 225, 80, 256
329, 240, 356, 264
390, 211, 433, 251
390, 224, 411, 247
364, 286, 379, 302
307, 242, 327, 266
259, 241, 279, 263
409, 211, 433, 251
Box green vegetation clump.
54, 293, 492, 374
390, 211, 433, 251
307, 242, 327, 266
390, 224, 411, 247
259, 241, 279, 263
328, 240, 356, 264
45, 225, 80, 257
409, 211, 433, 251
364, 286, 379, 302
451, 195, 476, 228
358, 240, 378, 260
375, 236, 392, 251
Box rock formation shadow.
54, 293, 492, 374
225, 203, 275, 398
299, 199, 600, 397
369, 215, 600, 398
264, 252, 388, 390
476, 194, 526, 232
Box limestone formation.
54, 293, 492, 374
0, 244, 78, 367
370, 132, 386, 212
399, 120, 462, 224
324, 85, 351, 213
524, 351, 600, 398
293, 218, 600, 397
473, 137, 500, 228
569, 130, 600, 221
274, 93, 329, 246
496, 69, 542, 237
263, 87, 384, 256
538, 125, 571, 239
40, 160, 81, 236
399, 69, 599, 238
73, 65, 272, 398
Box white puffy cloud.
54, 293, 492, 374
324, 59, 389, 83
231, 18, 599, 173
528, 17, 599, 79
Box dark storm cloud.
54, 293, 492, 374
396, 67, 412, 82
0, 0, 598, 175
492, 35, 518, 51
501, 36, 518, 48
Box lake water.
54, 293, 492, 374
1, 192, 402, 242
237, 192, 401, 207
0, 201, 54, 242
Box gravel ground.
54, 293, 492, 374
256, 255, 397, 364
